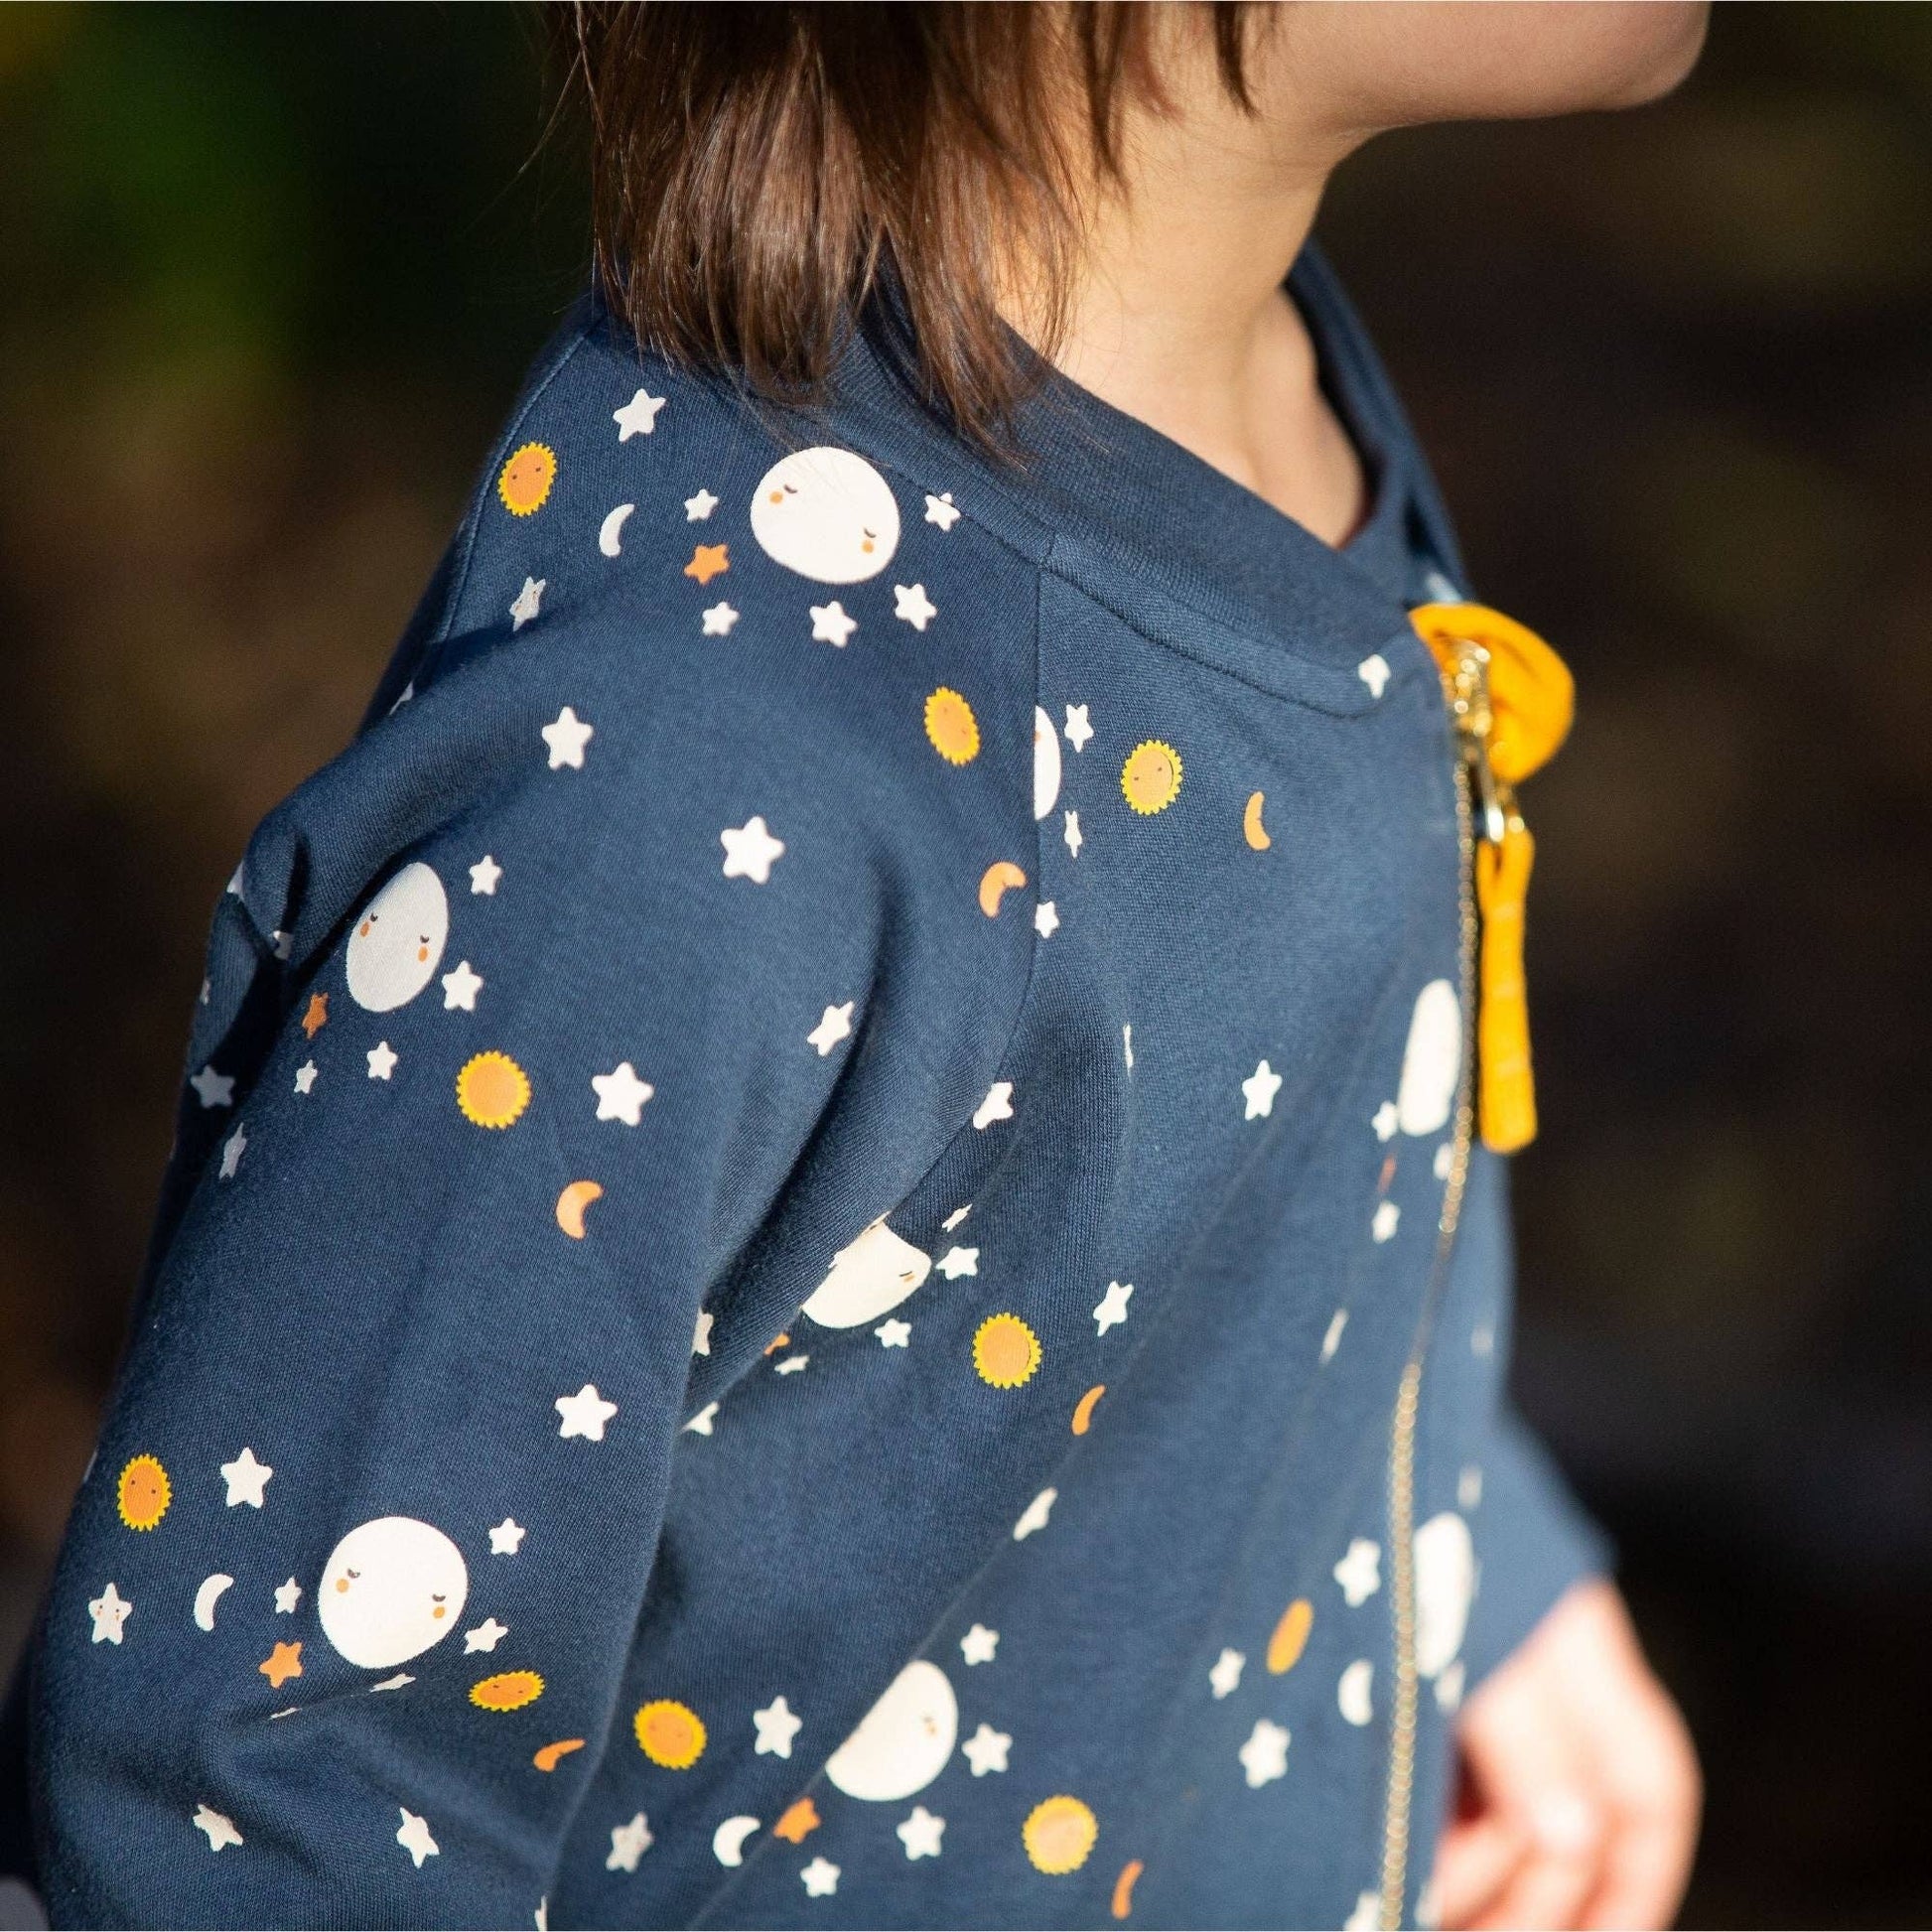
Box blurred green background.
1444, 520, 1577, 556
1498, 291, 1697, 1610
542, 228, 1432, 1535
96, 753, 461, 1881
3, 5, 1930, 1923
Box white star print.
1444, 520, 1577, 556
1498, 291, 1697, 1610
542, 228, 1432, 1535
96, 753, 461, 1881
470, 854, 502, 895
684, 1401, 719, 1437
935, 1246, 978, 1279
1373, 1100, 1400, 1142
702, 600, 739, 636
613, 388, 665, 439
465, 1618, 509, 1654
555, 1384, 619, 1442
271, 929, 294, 960
1436, 1660, 1466, 1715
893, 582, 937, 629
1209, 1647, 1245, 1700
1436, 1142, 1453, 1180
441, 960, 483, 1011
1034, 900, 1059, 938
959, 1623, 999, 1665
897, 1806, 945, 1859
961, 1722, 1011, 1775
592, 1061, 654, 1124
1063, 704, 1093, 752
489, 1517, 527, 1555
220, 1448, 273, 1508
923, 491, 961, 530
274, 1578, 303, 1613
396, 1807, 440, 1868
86, 1582, 131, 1645
370, 1672, 414, 1693
1339, 1658, 1375, 1726
218, 1123, 247, 1179
1345, 1890, 1382, 1932
1013, 1486, 1056, 1540
973, 1081, 1014, 1130
366, 1039, 398, 1080
876, 1318, 910, 1347
607, 1811, 653, 1871
1334, 1538, 1382, 1607
536, 1897, 549, 1931
807, 1003, 853, 1055
541, 706, 594, 769
800, 1856, 840, 1898
293, 1060, 318, 1095
685, 486, 719, 519
773, 1353, 809, 1375
1092, 1279, 1134, 1336
753, 1694, 802, 1758
1242, 1059, 1283, 1119
1372, 1200, 1401, 1243
809, 600, 857, 647
193, 1803, 243, 1852
721, 815, 784, 883
1321, 1309, 1349, 1363
189, 1065, 233, 1109
1239, 1718, 1291, 1788
692, 1309, 714, 1357
1063, 809, 1083, 857
1358, 652, 1391, 699
509, 576, 545, 631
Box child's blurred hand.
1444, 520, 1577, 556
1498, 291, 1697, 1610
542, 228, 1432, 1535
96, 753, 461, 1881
1434, 1579, 1700, 1930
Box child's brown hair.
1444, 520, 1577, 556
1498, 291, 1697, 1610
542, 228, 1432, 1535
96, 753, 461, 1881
553, 2, 1258, 444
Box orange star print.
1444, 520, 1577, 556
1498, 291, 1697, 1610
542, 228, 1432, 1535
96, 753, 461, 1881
684, 543, 730, 586
773, 1797, 820, 1843
301, 993, 328, 1038
259, 1640, 303, 1689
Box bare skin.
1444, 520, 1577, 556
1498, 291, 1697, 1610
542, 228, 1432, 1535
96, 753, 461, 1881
1008, 7, 1711, 1926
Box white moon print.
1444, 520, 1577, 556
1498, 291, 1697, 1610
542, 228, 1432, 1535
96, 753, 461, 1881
318, 1516, 470, 1670
1415, 1511, 1475, 1681
824, 1659, 958, 1802
750, 448, 900, 583
1033, 706, 1062, 819
1396, 979, 1461, 1137
799, 1219, 932, 1329
345, 862, 450, 1013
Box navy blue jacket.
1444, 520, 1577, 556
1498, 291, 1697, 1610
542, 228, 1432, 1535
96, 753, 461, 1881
14, 248, 1603, 1929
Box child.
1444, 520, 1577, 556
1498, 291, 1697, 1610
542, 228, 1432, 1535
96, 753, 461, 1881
6, 5, 1703, 1926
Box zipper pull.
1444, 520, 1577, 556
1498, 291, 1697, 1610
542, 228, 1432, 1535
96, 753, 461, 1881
1410, 604, 1575, 1158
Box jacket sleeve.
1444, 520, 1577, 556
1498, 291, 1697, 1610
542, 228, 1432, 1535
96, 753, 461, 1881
25, 608, 1035, 1928
1460, 1406, 1612, 1693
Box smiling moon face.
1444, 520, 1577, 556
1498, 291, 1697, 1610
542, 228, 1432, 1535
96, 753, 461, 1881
1396, 978, 1462, 1137
750, 448, 900, 583
318, 1516, 469, 1670
1415, 1510, 1475, 1681
799, 1219, 932, 1329
824, 1659, 958, 1802
346, 862, 449, 1013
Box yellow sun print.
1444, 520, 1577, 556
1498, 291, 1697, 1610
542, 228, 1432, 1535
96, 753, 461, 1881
924, 688, 981, 765
634, 1698, 707, 1768
471, 1670, 545, 1712
1121, 741, 1182, 815
1025, 1794, 1099, 1874
498, 442, 557, 516
457, 1051, 531, 1130
973, 1312, 1041, 1389
116, 1454, 172, 1531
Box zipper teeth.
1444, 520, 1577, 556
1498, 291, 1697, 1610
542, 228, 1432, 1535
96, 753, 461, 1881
1379, 756, 1480, 1931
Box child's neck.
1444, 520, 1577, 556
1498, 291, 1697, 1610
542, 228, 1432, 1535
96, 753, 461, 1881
1012, 74, 1369, 548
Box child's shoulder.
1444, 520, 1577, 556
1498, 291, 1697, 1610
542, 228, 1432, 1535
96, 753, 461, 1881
394, 303, 1043, 782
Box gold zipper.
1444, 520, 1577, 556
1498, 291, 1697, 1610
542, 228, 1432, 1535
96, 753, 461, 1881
1377, 647, 1486, 1930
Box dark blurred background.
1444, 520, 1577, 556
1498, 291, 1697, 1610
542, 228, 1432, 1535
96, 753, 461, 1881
2, 5, 1929, 1924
